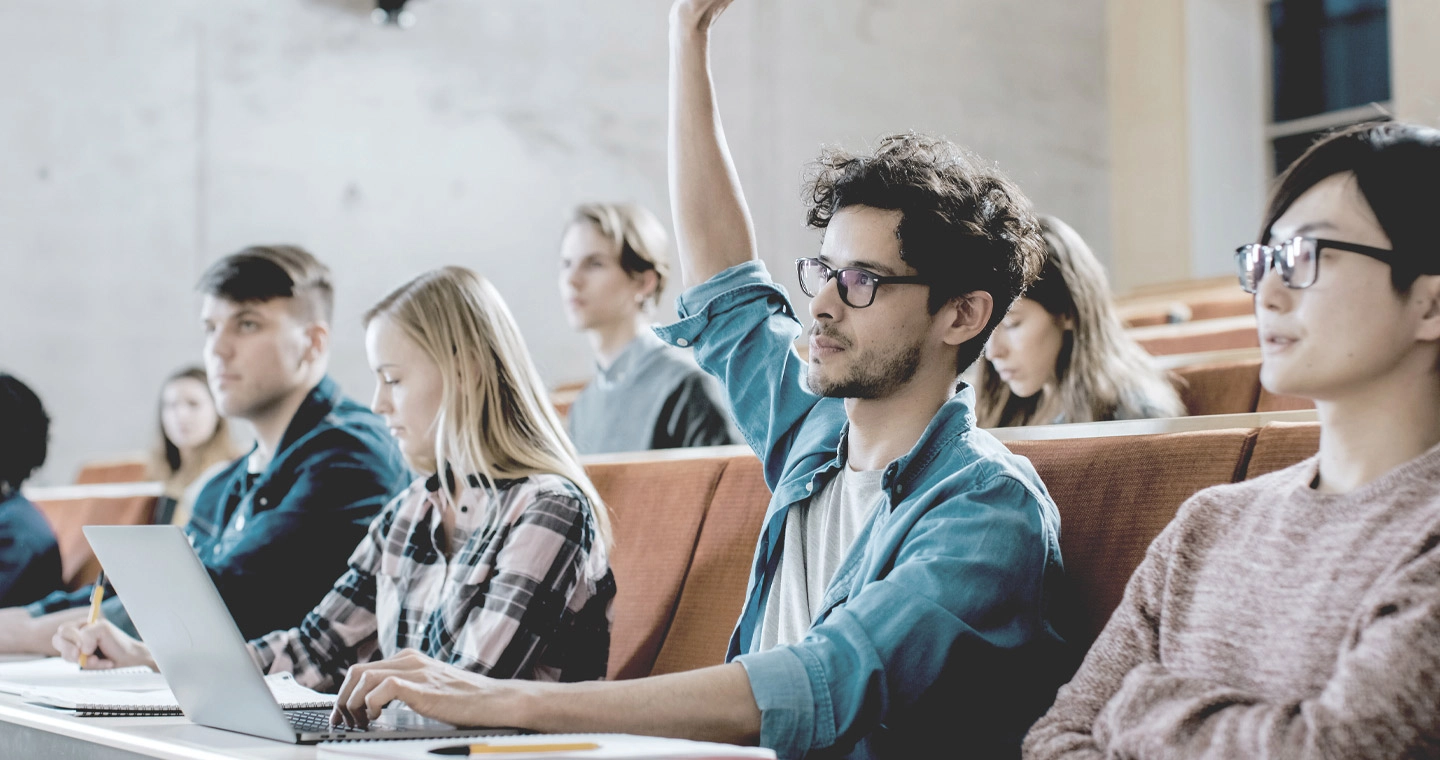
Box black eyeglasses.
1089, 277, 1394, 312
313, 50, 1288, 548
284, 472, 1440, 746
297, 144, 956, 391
1234, 236, 1402, 294
795, 257, 927, 309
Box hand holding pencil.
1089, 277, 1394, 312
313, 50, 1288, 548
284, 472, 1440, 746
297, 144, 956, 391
51, 575, 159, 672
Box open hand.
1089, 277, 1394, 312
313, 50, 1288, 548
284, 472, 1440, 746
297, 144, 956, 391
331, 649, 533, 730
52, 619, 157, 671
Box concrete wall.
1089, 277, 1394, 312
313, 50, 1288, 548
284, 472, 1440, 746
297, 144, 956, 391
1392, 0, 1440, 124
0, 0, 1108, 485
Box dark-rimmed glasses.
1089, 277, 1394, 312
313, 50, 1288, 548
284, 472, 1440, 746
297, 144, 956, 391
795, 257, 927, 309
1234, 236, 1401, 294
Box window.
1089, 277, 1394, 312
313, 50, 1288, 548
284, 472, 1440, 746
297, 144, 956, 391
1265, 0, 1391, 174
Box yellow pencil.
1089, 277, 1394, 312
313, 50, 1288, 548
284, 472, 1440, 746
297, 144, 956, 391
77, 571, 105, 669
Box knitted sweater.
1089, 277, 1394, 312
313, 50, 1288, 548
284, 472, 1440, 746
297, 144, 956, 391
1024, 443, 1440, 759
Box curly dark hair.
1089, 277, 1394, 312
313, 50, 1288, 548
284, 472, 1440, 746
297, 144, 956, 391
0, 373, 49, 494
804, 132, 1046, 372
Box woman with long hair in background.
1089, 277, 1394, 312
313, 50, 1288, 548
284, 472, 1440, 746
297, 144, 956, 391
976, 215, 1183, 427
149, 366, 239, 526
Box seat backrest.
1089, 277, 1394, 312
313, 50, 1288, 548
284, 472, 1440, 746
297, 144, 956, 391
651, 455, 771, 676
1242, 421, 1320, 479
1255, 387, 1314, 413
587, 457, 729, 681
1173, 359, 1263, 416
74, 459, 151, 485
1005, 428, 1258, 646
32, 494, 158, 589
1134, 323, 1261, 356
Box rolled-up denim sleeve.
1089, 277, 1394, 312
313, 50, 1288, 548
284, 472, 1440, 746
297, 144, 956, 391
653, 261, 826, 489
736, 475, 1054, 757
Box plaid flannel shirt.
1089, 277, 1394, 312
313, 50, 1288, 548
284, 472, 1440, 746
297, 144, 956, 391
249, 472, 614, 692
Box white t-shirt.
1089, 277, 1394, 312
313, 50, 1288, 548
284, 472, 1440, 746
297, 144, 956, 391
757, 462, 886, 651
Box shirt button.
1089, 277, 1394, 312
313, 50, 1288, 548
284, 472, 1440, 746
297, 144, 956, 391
805, 482, 814, 492
258, 497, 268, 507
676, 338, 690, 347
895, 484, 904, 495
460, 506, 468, 513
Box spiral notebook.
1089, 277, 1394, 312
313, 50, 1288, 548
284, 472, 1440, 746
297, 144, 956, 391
22, 671, 335, 717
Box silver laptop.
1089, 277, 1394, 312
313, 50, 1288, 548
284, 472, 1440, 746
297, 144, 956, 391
83, 524, 520, 743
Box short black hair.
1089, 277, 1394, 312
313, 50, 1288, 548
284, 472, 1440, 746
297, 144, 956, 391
197, 244, 334, 323
0, 373, 49, 493
804, 132, 1046, 372
1262, 121, 1440, 292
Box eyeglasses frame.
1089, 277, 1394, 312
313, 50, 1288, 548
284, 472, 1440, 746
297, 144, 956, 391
794, 257, 928, 309
1234, 236, 1401, 294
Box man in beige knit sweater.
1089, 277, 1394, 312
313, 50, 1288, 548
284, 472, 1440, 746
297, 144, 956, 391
1026, 122, 1440, 758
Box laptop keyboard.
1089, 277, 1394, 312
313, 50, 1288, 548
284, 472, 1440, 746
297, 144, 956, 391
288, 710, 366, 733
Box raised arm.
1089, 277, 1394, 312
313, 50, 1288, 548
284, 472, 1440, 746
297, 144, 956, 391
668, 0, 757, 287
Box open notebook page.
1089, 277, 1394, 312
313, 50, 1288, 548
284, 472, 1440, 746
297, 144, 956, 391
22, 671, 336, 713
0, 657, 163, 694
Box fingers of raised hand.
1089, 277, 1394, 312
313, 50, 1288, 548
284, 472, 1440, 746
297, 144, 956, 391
671, 0, 738, 33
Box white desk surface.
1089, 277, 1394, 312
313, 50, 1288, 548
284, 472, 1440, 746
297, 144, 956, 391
0, 691, 318, 760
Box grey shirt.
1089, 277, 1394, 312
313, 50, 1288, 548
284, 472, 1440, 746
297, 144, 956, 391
758, 462, 886, 651
567, 331, 739, 455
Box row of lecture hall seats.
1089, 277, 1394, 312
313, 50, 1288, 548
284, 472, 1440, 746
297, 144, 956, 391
32, 409, 1320, 679
1114, 276, 1256, 329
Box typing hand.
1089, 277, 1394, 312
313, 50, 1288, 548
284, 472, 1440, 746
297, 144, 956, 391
331, 649, 530, 730
52, 619, 157, 671
669, 0, 738, 36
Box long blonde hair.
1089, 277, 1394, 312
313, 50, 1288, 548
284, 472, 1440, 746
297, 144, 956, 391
976, 216, 1183, 427
364, 267, 612, 549
149, 366, 240, 499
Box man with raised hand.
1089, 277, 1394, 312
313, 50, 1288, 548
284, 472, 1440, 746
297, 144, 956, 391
330, 3, 1073, 757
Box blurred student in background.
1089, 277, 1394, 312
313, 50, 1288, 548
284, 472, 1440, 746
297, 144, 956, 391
0, 244, 408, 654
148, 366, 240, 526
977, 215, 1183, 426
0, 373, 62, 608
559, 202, 737, 454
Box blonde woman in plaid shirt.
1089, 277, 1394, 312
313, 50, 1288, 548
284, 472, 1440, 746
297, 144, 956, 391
55, 266, 616, 690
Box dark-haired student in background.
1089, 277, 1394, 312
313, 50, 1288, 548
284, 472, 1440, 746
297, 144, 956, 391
0, 245, 409, 652
1026, 122, 1440, 758
0, 373, 62, 608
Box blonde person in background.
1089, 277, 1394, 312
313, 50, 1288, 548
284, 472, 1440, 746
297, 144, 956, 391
976, 215, 1183, 427
559, 202, 738, 454
56, 266, 616, 691
149, 366, 240, 527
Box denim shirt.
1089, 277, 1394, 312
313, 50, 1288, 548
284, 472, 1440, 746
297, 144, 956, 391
29, 377, 411, 641
654, 262, 1074, 760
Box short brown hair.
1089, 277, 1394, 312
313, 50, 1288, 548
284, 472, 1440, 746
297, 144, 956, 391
803, 132, 1046, 373
570, 203, 671, 307
197, 244, 334, 323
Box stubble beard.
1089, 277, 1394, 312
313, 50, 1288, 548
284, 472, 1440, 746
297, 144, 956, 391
806, 337, 924, 400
